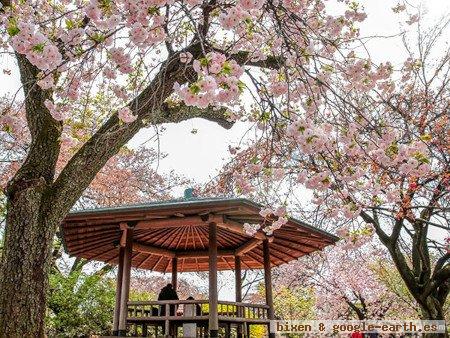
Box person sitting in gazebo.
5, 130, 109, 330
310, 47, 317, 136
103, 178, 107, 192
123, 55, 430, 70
183, 296, 201, 338
158, 283, 179, 316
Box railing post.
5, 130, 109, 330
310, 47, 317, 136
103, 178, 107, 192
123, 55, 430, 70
118, 224, 134, 336
165, 301, 170, 338
208, 221, 219, 338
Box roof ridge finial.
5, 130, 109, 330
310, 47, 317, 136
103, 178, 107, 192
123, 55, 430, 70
184, 188, 195, 200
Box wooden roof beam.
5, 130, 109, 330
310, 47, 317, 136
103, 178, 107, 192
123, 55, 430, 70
135, 216, 205, 230
176, 249, 235, 258
218, 217, 268, 241
235, 238, 262, 256
133, 242, 176, 258
134, 214, 223, 230
133, 242, 235, 259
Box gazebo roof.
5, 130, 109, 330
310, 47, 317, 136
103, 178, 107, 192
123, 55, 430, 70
60, 197, 338, 272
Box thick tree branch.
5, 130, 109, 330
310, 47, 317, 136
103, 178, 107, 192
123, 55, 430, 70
166, 104, 233, 129
359, 209, 390, 244
51, 103, 231, 220
359, 209, 421, 299
344, 297, 365, 320
388, 243, 421, 299
437, 279, 449, 306
435, 253, 450, 273
422, 262, 450, 299
6, 54, 62, 199
415, 221, 431, 283
229, 51, 282, 69
209, 47, 282, 69
50, 46, 234, 222
390, 217, 404, 243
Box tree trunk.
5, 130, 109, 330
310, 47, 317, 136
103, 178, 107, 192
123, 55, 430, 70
0, 181, 59, 337
0, 52, 63, 337
420, 296, 448, 338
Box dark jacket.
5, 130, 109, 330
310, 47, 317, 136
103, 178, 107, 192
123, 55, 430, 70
158, 285, 179, 301
158, 285, 179, 316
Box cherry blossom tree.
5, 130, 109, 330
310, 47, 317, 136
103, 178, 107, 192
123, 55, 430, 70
0, 0, 377, 334
274, 241, 417, 321
206, 14, 449, 334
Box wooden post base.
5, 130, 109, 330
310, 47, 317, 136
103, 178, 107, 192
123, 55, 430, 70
111, 330, 125, 336
116, 329, 127, 336
209, 329, 218, 337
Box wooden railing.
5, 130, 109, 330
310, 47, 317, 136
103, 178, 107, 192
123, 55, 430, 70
127, 299, 208, 320
127, 299, 269, 322
217, 301, 269, 322
126, 300, 270, 337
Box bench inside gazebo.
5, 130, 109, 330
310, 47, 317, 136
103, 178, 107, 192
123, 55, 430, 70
60, 196, 338, 337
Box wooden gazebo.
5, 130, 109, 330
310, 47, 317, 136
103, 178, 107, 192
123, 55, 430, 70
60, 196, 338, 337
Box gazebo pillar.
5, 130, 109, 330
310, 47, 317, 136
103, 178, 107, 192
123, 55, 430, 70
263, 239, 275, 338
208, 221, 219, 337
171, 257, 178, 291
235, 255, 243, 338
235, 256, 242, 302
118, 225, 134, 336
112, 246, 125, 335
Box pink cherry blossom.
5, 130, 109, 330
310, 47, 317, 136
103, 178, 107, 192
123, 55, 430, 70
130, 23, 148, 45
180, 52, 193, 64
118, 107, 137, 123
44, 100, 68, 121
243, 223, 260, 236
37, 75, 54, 90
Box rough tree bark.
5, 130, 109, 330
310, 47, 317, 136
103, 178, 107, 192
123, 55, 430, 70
0, 44, 233, 337
0, 53, 62, 337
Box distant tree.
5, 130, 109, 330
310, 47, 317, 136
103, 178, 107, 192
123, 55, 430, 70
274, 286, 316, 321
273, 241, 418, 321
130, 274, 206, 300
46, 251, 115, 337
249, 283, 315, 321
246, 277, 315, 338
0, 105, 186, 212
